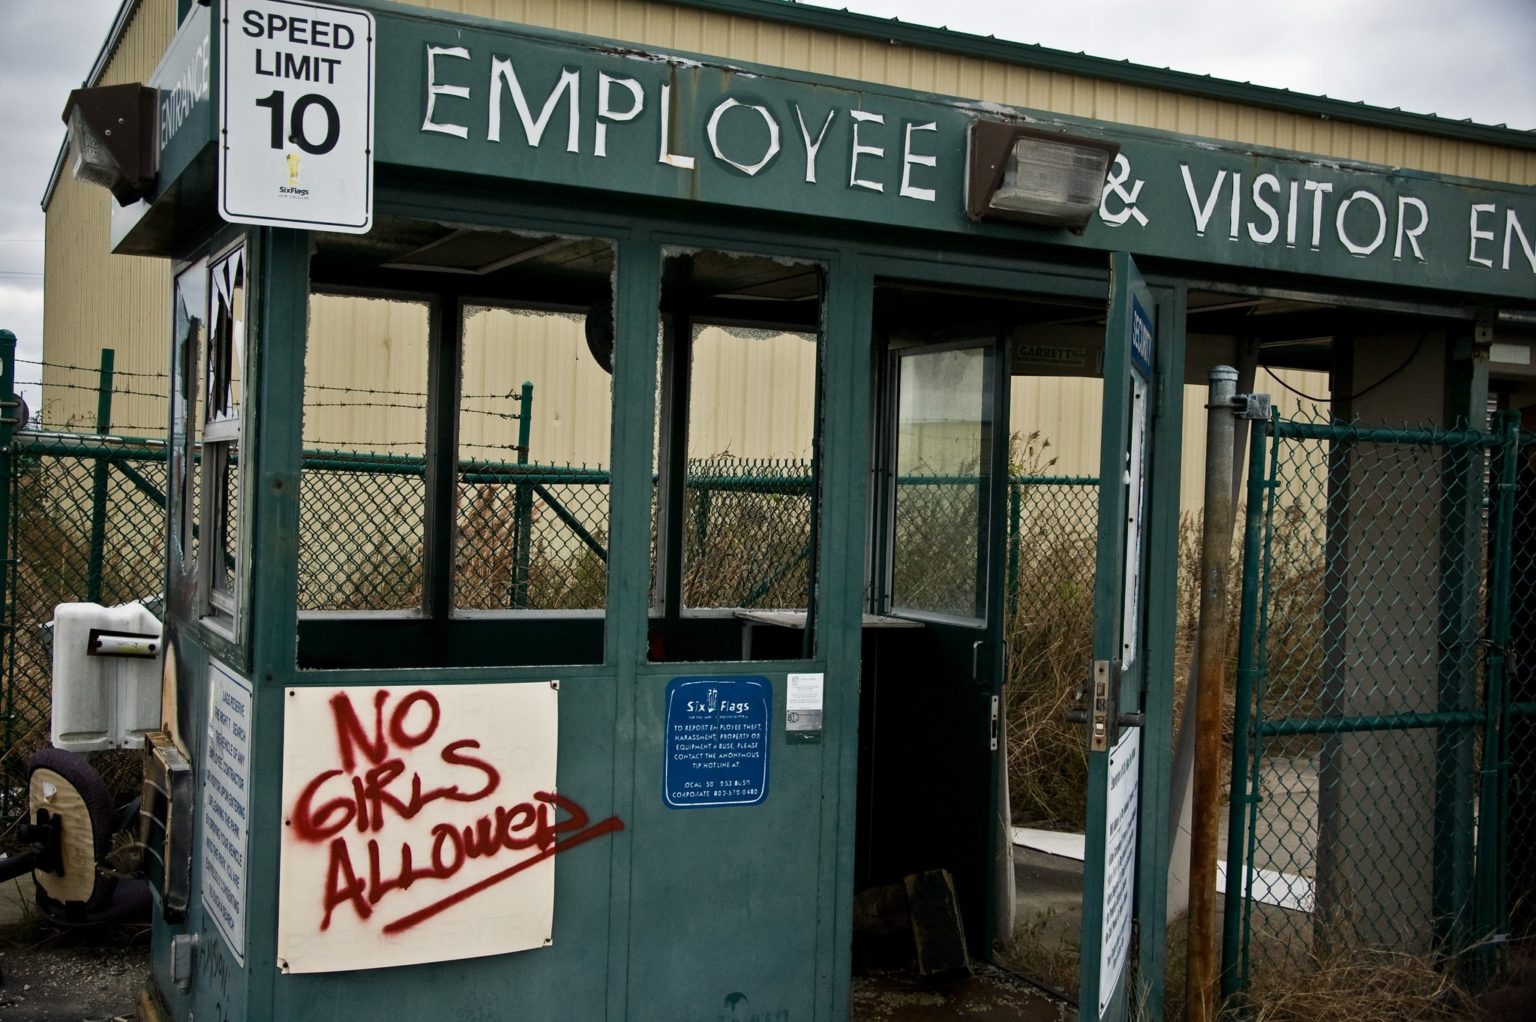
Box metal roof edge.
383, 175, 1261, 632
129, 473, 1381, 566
41, 0, 142, 213
662, 0, 1536, 152
41, 0, 1536, 215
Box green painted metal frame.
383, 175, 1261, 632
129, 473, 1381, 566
0, 331, 16, 826
1135, 285, 1186, 1019
1078, 253, 1185, 1022
230, 202, 862, 1019
85, 349, 116, 604
1221, 405, 1276, 1004
127, 131, 1196, 1019
1475, 410, 1522, 981
1435, 335, 1490, 957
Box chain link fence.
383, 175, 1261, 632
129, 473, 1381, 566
3, 433, 168, 828
681, 458, 814, 610
1003, 476, 1102, 830
1225, 409, 1533, 997
2, 364, 1108, 839
1505, 427, 1536, 950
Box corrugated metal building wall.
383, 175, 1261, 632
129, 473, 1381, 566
39, 0, 1526, 509
42, 0, 175, 436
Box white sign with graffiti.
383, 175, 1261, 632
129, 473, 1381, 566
276, 681, 621, 973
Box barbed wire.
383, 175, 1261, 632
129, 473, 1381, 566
17, 358, 540, 411
303, 439, 429, 450
304, 381, 426, 398
302, 399, 428, 413
17, 357, 170, 380
36, 379, 168, 401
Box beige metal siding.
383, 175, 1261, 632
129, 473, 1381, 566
303, 296, 817, 468
460, 306, 615, 465
41, 0, 176, 433
689, 326, 817, 462
1009, 371, 1328, 513
42, 0, 1532, 439
304, 295, 432, 454
415, 0, 1535, 185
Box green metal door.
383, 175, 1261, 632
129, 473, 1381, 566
1079, 252, 1157, 1021
874, 331, 1012, 947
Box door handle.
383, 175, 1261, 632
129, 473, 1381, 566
1066, 660, 1125, 752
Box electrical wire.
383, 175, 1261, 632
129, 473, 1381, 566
1260, 333, 1425, 405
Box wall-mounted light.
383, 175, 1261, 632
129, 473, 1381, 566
967, 120, 1119, 232
61, 84, 158, 206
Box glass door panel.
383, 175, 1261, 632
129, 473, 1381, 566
889, 344, 994, 621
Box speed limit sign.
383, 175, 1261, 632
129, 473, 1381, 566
219, 0, 374, 232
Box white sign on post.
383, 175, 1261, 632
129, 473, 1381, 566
219, 0, 374, 232
201, 660, 254, 965
1098, 727, 1141, 1018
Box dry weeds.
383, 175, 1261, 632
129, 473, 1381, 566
1242, 942, 1476, 1022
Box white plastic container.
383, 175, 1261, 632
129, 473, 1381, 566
50, 601, 164, 752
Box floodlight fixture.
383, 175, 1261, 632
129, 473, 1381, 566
61, 84, 158, 206
967, 120, 1119, 232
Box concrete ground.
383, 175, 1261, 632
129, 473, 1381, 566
0, 878, 148, 1022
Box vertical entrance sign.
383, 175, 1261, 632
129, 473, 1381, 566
1080, 252, 1155, 1021
219, 0, 374, 232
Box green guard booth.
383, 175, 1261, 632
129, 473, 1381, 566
64, 2, 1535, 1021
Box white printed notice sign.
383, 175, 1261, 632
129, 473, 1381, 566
201, 660, 254, 964
1098, 727, 1141, 1017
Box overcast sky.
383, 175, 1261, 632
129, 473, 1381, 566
2, 0, 1534, 415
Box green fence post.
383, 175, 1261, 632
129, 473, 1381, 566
0, 331, 18, 823
1221, 409, 1278, 1003
1432, 424, 1485, 960
1007, 479, 1021, 618
85, 348, 115, 604
1475, 410, 1520, 981
693, 477, 711, 551
511, 381, 533, 609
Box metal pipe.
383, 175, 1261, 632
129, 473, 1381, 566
85, 348, 115, 604
1474, 409, 1521, 981
1007, 481, 1022, 618
1169, 339, 1257, 925
0, 331, 17, 825
1186, 365, 1237, 1022
511, 381, 534, 609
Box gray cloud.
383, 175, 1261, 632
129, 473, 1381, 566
0, 0, 119, 395
3, 0, 1532, 402
806, 0, 1536, 130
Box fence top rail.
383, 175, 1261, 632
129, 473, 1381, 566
1272, 419, 1502, 448
15, 430, 1104, 496
15, 429, 166, 457
1009, 475, 1100, 487
1255, 708, 1486, 737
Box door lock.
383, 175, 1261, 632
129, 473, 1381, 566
1066, 660, 1127, 752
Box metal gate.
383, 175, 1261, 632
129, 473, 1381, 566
1221, 407, 1536, 997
